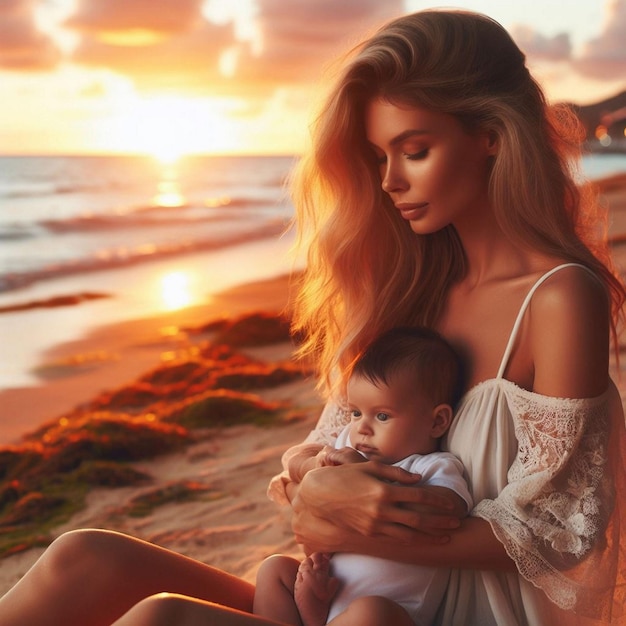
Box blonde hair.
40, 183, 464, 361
291, 10, 625, 394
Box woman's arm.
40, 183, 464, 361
287, 267, 612, 574
530, 265, 610, 398
290, 462, 515, 570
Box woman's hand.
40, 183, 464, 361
291, 461, 461, 553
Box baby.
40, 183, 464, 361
254, 327, 472, 626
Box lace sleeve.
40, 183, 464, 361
474, 382, 625, 620
302, 400, 351, 445
267, 400, 351, 505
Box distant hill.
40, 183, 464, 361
566, 90, 626, 151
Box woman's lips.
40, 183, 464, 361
396, 202, 428, 220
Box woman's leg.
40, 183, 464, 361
112, 592, 283, 626
0, 528, 255, 626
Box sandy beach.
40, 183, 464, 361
0, 272, 322, 593
0, 172, 624, 599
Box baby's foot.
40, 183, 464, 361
294, 553, 339, 626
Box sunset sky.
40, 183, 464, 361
1, 0, 625, 157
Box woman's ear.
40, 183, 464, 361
430, 403, 453, 438
486, 130, 499, 156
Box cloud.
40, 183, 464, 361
63, 0, 405, 95
65, 0, 205, 36
232, 0, 405, 84
510, 25, 572, 62
508, 1, 626, 96
69, 21, 235, 92
65, 0, 235, 93
0, 0, 61, 70
575, 0, 626, 79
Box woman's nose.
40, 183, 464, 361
381, 163, 407, 194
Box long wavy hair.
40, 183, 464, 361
290, 9, 625, 395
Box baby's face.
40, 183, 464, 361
346, 371, 439, 463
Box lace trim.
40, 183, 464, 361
303, 400, 351, 445
473, 388, 613, 613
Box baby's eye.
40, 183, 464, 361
350, 410, 362, 419
376, 412, 390, 422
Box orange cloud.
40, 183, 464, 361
65, 0, 205, 35
61, 0, 405, 95
62, 0, 252, 94
0, 0, 61, 70
68, 20, 236, 93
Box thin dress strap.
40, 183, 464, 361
495, 263, 595, 379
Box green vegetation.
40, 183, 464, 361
0, 311, 305, 558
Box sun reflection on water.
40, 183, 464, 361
160, 271, 192, 310
153, 163, 186, 207
154, 179, 185, 207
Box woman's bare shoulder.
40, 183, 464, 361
529, 265, 609, 398
532, 264, 606, 302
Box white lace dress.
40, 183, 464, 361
268, 265, 626, 625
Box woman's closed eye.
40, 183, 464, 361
372, 150, 428, 165
404, 148, 429, 160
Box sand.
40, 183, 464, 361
0, 272, 320, 594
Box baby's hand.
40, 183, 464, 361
313, 446, 338, 467
322, 446, 367, 466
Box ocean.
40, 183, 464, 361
0, 152, 625, 390
0, 154, 300, 389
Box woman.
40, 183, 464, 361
0, 9, 624, 626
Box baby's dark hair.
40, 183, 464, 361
352, 327, 464, 408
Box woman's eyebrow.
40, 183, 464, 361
368, 129, 431, 149
389, 129, 430, 146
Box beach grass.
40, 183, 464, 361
0, 310, 308, 558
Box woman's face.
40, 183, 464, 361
365, 98, 495, 234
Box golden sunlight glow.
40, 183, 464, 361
0, 1, 616, 157
111, 95, 241, 160
154, 179, 185, 207
160, 271, 192, 310
97, 29, 169, 46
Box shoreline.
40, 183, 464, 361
0, 272, 299, 445
0, 231, 301, 390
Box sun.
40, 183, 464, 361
113, 94, 240, 161
137, 97, 209, 162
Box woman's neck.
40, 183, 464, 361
452, 205, 548, 288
